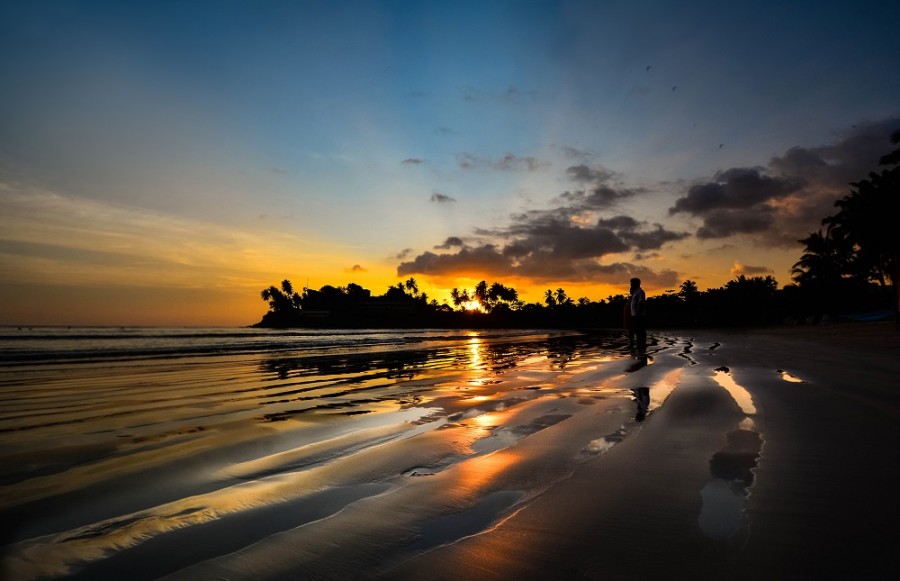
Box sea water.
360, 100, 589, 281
0, 326, 582, 365
0, 326, 629, 580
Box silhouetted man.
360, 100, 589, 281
629, 277, 646, 355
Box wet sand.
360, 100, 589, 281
386, 324, 900, 580
2, 324, 899, 580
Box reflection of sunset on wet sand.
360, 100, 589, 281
3, 325, 900, 579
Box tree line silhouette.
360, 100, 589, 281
791, 130, 899, 321
256, 132, 898, 329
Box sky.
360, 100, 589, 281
1, 0, 899, 326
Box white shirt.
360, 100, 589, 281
630, 288, 646, 317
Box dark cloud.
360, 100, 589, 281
566, 164, 616, 184
553, 164, 639, 210
770, 118, 900, 188
596, 216, 640, 230
671, 118, 900, 246
669, 168, 806, 240
761, 118, 900, 244
434, 236, 465, 249
402, 158, 426, 165
430, 192, 457, 203
669, 167, 804, 216
621, 224, 691, 249
761, 144, 864, 244
397, 246, 514, 277
398, 202, 687, 285
695, 207, 774, 239
348, 264, 367, 273
556, 186, 637, 209
396, 243, 679, 288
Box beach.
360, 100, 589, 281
2, 324, 898, 580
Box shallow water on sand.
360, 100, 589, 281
1, 327, 754, 580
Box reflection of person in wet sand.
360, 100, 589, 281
629, 277, 647, 356
632, 387, 650, 421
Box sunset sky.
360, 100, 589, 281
2, 0, 899, 326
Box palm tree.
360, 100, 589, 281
474, 280, 489, 310
488, 282, 519, 308
679, 280, 698, 298
450, 288, 471, 311
544, 289, 556, 308
404, 277, 419, 297
260, 279, 302, 313
554, 288, 572, 306
824, 169, 899, 299
791, 230, 850, 288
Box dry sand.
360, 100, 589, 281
2, 323, 898, 580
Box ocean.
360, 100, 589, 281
0, 326, 591, 365
1, 326, 632, 580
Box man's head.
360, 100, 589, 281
630, 277, 641, 290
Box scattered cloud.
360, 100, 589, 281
566, 164, 617, 184
402, 158, 426, 165
430, 192, 457, 203
553, 164, 642, 210
555, 186, 638, 210
348, 264, 367, 273
434, 236, 465, 249
456, 152, 550, 172
559, 145, 598, 160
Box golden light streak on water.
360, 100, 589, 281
778, 370, 805, 383
712, 370, 757, 415
455, 449, 520, 491
467, 335, 483, 368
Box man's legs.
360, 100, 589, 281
633, 316, 647, 355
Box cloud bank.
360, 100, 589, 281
397, 117, 900, 288
398, 163, 686, 287
672, 118, 900, 245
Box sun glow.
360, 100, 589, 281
462, 300, 484, 312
